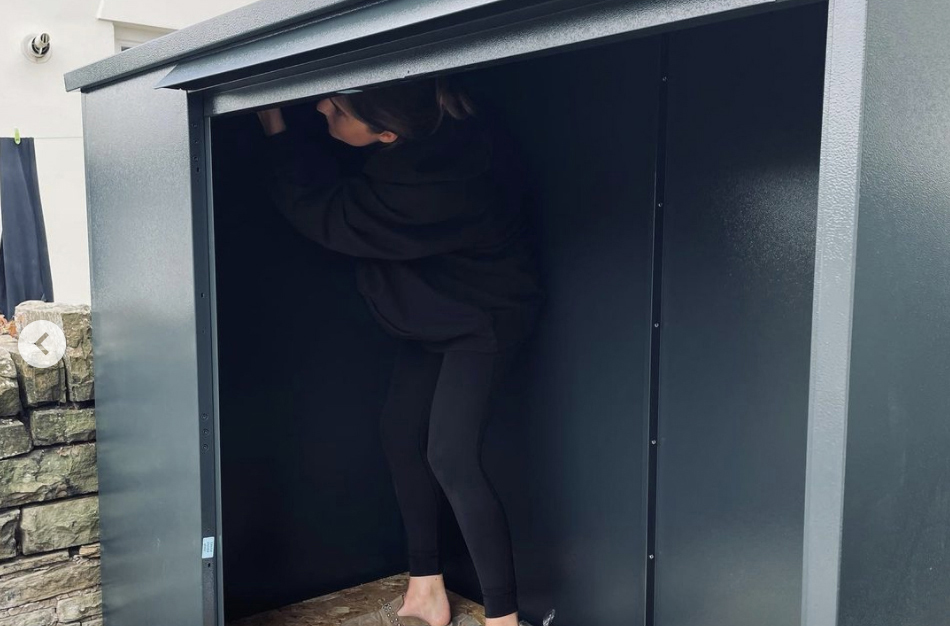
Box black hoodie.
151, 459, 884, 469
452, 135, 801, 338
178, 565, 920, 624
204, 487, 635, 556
262, 113, 543, 352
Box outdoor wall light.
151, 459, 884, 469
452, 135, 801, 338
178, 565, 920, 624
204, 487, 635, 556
22, 33, 52, 63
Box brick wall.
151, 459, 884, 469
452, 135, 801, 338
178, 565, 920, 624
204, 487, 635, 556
0, 301, 101, 626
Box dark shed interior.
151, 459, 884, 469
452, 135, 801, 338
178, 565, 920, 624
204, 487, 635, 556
209, 3, 827, 624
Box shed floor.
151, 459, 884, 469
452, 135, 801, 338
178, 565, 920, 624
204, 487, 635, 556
229, 573, 486, 626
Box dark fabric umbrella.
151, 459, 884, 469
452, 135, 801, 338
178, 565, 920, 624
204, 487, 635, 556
0, 137, 54, 318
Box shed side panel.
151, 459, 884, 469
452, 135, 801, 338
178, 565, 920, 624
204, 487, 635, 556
839, 0, 950, 623
82, 69, 207, 625
655, 5, 827, 626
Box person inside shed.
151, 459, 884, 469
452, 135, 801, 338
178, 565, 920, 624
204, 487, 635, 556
257, 78, 543, 626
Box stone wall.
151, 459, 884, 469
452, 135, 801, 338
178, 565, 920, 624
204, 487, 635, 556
0, 301, 100, 626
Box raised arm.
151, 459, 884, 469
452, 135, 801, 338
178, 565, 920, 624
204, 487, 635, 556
258, 109, 495, 260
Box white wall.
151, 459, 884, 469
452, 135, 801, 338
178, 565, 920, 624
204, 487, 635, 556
0, 0, 256, 306
99, 0, 257, 32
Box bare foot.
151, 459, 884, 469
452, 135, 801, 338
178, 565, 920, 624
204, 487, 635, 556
399, 574, 453, 626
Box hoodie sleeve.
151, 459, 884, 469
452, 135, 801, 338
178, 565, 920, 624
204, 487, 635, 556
262, 130, 494, 260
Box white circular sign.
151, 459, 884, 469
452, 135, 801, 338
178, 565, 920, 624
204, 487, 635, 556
18, 320, 67, 369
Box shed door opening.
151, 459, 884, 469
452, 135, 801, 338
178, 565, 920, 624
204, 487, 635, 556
208, 3, 827, 625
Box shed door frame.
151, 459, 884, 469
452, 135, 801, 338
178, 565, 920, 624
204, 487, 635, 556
190, 1, 865, 625
188, 92, 223, 626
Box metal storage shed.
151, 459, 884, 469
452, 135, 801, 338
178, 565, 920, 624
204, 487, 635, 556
64, 1, 950, 625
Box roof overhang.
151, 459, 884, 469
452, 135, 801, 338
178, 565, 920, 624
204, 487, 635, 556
66, 0, 814, 107
64, 0, 365, 92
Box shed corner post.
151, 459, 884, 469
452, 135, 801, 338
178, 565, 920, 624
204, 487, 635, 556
800, 0, 869, 625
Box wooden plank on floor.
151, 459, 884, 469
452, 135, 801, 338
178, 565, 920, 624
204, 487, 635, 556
229, 573, 486, 626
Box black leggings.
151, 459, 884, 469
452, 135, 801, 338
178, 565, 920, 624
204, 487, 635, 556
379, 340, 520, 618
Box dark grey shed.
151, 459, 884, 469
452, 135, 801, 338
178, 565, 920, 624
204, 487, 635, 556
64, 0, 950, 625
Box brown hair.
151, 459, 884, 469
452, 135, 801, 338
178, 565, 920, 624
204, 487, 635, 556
338, 76, 476, 142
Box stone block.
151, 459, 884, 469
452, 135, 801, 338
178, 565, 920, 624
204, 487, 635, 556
0, 444, 97, 508
0, 419, 30, 459
0, 511, 18, 560
0, 551, 69, 577
0, 558, 100, 609
0, 351, 19, 418
56, 589, 101, 622
20, 496, 99, 555
81, 618, 103, 626
77, 544, 100, 558
0, 336, 65, 409
14, 302, 93, 402
28, 408, 95, 446
0, 598, 58, 623
0, 608, 56, 626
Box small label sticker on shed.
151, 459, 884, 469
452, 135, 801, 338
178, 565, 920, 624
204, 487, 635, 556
202, 536, 215, 559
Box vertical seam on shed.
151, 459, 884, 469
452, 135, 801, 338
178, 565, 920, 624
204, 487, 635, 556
645, 32, 670, 626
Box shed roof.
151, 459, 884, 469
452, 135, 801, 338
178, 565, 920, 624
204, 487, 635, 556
65, 0, 802, 95
62, 0, 360, 92
63, 0, 517, 93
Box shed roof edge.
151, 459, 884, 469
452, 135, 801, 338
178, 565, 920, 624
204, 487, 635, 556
63, 0, 364, 93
